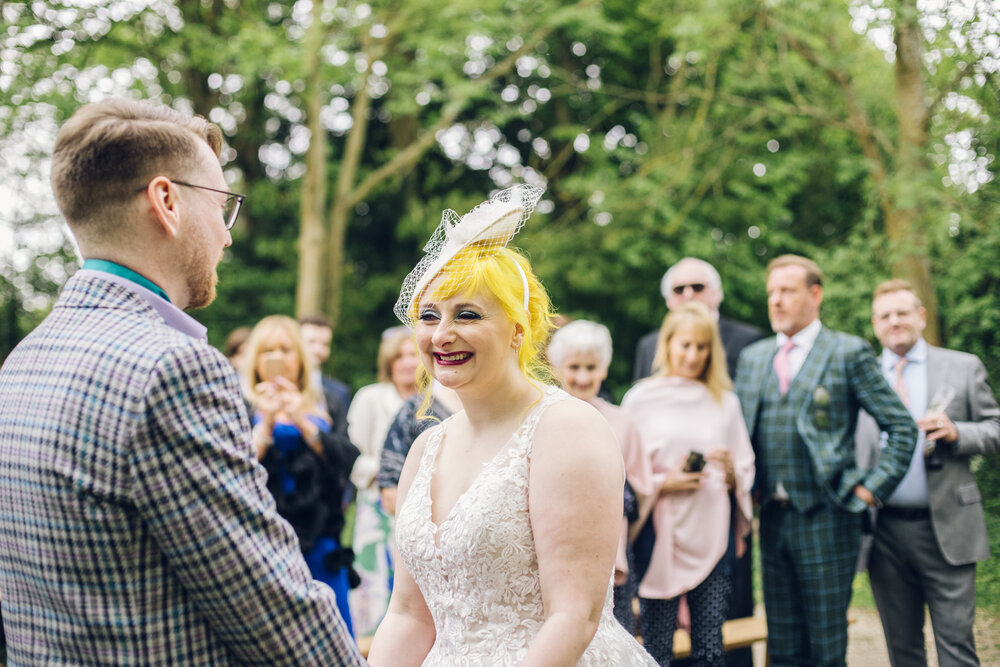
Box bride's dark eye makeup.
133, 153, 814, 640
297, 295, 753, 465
418, 308, 441, 322
456, 310, 483, 320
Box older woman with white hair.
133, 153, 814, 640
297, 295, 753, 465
548, 320, 653, 635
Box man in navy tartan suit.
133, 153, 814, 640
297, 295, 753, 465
734, 255, 916, 667
0, 100, 363, 665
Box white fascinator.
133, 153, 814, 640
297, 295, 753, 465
394, 184, 545, 327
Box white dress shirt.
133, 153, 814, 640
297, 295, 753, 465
881, 338, 929, 508
775, 318, 823, 381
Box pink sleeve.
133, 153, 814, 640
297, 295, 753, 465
725, 393, 756, 556
621, 420, 654, 499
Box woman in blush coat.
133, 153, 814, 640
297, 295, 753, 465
622, 302, 755, 667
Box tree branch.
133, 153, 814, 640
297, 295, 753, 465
348, 11, 589, 205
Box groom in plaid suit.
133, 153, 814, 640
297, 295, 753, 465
734, 255, 915, 667
0, 100, 363, 665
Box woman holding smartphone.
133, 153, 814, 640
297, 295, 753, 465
243, 315, 361, 636
621, 302, 755, 666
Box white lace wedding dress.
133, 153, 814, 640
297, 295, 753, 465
395, 386, 657, 665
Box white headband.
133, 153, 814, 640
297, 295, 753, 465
515, 259, 529, 313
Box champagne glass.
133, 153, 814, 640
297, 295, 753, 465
923, 385, 955, 468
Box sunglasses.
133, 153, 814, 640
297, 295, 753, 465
671, 283, 707, 295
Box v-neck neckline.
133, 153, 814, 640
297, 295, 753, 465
425, 420, 522, 548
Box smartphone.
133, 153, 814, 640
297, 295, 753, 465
682, 450, 706, 473
260, 354, 285, 382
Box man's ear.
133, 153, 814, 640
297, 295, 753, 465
143, 176, 182, 237
809, 283, 823, 305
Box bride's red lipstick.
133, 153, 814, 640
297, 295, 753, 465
434, 351, 473, 366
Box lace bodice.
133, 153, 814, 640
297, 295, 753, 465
395, 386, 656, 665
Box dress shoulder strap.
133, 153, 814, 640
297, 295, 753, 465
513, 385, 572, 452
419, 416, 451, 466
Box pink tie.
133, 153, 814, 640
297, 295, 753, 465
774, 339, 796, 395
893, 357, 910, 407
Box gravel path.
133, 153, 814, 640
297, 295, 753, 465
749, 605, 1000, 666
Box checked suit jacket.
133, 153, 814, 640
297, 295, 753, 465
0, 273, 363, 666
734, 326, 916, 512
857, 344, 1000, 565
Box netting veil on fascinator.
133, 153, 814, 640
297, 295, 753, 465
394, 184, 545, 327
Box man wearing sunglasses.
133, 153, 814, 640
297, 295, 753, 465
0, 99, 363, 665
633, 257, 765, 382
631, 256, 765, 667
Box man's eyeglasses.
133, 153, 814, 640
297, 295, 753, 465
672, 283, 707, 295
172, 181, 246, 230
136, 180, 246, 230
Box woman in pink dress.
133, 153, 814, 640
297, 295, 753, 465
621, 302, 755, 666
547, 320, 653, 635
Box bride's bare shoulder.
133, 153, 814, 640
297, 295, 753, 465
532, 395, 621, 465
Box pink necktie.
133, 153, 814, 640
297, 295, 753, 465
893, 357, 910, 407
774, 339, 796, 395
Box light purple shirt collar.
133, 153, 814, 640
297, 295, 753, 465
78, 269, 208, 342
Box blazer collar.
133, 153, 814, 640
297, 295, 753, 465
776, 318, 822, 352
785, 325, 836, 398
60, 272, 208, 342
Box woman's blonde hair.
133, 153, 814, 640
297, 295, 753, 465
651, 301, 731, 402
242, 315, 328, 419
414, 244, 555, 416
377, 326, 415, 383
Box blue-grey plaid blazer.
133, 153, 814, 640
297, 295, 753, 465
734, 326, 917, 511
0, 273, 363, 665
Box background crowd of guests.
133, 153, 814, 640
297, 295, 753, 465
0, 98, 996, 665
220, 251, 998, 667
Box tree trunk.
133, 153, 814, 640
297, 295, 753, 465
891, 0, 939, 344
315, 12, 580, 326
296, 0, 329, 317
324, 64, 373, 327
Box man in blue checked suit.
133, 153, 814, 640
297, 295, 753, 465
734, 255, 916, 667
0, 100, 363, 665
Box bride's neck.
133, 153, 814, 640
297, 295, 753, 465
459, 370, 541, 431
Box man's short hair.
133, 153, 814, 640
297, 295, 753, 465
872, 278, 922, 307
660, 257, 723, 302
51, 99, 223, 227
298, 313, 334, 330
766, 254, 823, 288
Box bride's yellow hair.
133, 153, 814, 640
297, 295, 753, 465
414, 244, 556, 417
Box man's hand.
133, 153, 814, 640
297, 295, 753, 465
917, 413, 957, 444
853, 484, 876, 507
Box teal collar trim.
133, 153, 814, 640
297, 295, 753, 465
82, 259, 171, 303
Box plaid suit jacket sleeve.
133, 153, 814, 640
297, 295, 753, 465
134, 343, 364, 665
844, 335, 917, 504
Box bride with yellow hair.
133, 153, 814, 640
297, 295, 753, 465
367, 186, 655, 665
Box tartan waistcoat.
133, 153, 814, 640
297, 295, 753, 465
757, 366, 825, 512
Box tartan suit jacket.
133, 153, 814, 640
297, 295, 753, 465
734, 325, 917, 512
0, 273, 363, 666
